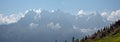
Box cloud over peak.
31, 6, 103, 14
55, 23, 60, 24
29, 23, 39, 28
33, 9, 42, 14
0, 13, 24, 24
0, 9, 120, 25
107, 9, 120, 21
72, 25, 97, 34
77, 10, 86, 17
76, 10, 97, 17
76, 9, 120, 22
47, 22, 61, 30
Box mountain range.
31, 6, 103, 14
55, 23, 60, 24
0, 9, 115, 42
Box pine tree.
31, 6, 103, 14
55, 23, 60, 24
75, 39, 79, 42
55, 40, 57, 42
80, 38, 84, 42
65, 40, 67, 42
72, 36, 75, 42
97, 30, 100, 33
84, 36, 88, 40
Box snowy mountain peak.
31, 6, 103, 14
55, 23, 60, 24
1, 9, 120, 42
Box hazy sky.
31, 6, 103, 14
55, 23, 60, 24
0, 0, 120, 14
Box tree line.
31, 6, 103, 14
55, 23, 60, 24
80, 20, 120, 42
55, 36, 80, 42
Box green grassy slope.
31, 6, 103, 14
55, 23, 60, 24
90, 30, 120, 42
80, 20, 120, 42
83, 27, 120, 42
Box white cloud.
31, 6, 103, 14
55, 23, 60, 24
51, 10, 55, 13
47, 22, 61, 30
100, 12, 109, 22
79, 28, 92, 33
0, 13, 24, 24
24, 10, 29, 14
76, 10, 97, 17
33, 9, 42, 14
72, 25, 97, 34
76, 10, 86, 17
101, 12, 108, 17
76, 9, 120, 22
0, 9, 42, 25
29, 23, 39, 28
107, 9, 120, 21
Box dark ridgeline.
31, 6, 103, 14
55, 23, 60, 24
80, 20, 120, 42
